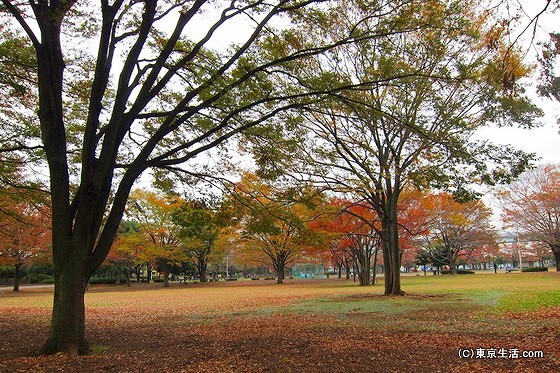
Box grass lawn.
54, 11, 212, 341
0, 272, 559, 372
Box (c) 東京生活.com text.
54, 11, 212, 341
458, 348, 544, 359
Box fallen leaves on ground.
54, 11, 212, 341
0, 280, 558, 372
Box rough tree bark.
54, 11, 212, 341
41, 249, 90, 355
552, 245, 560, 272
197, 257, 208, 283
275, 260, 286, 284
12, 263, 21, 292
380, 200, 403, 296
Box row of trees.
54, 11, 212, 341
109, 172, 552, 285
110, 175, 499, 286
0, 0, 558, 356
114, 190, 221, 286
0, 192, 51, 291
498, 164, 560, 269
4, 166, 558, 291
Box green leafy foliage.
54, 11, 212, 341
172, 200, 220, 282
226, 173, 328, 283
522, 267, 549, 272
538, 32, 560, 103
282, 0, 538, 295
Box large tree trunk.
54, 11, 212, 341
13, 263, 21, 292
276, 262, 285, 284
381, 205, 403, 295
40, 268, 90, 355
163, 267, 170, 288
198, 258, 208, 283
552, 246, 560, 272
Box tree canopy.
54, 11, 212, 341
498, 164, 560, 271
266, 0, 540, 295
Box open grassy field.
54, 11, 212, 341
1, 272, 559, 372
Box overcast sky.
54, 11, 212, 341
479, 1, 559, 166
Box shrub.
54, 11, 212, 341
40, 277, 55, 284
441, 269, 475, 275
522, 267, 548, 272
89, 277, 118, 285
27, 273, 54, 284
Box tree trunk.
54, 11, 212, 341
198, 259, 208, 283
358, 267, 370, 285
40, 270, 89, 355
276, 262, 285, 284
163, 267, 170, 287
381, 205, 403, 295
13, 263, 21, 292
371, 249, 379, 285
382, 242, 393, 294
355, 246, 371, 286
146, 262, 152, 283
553, 246, 560, 272
448, 252, 457, 274
135, 265, 141, 283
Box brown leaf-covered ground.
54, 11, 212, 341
1, 277, 559, 372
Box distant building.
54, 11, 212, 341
497, 232, 552, 268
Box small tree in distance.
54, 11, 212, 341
173, 200, 220, 283
498, 164, 560, 271
125, 190, 184, 287
0, 197, 51, 291
418, 193, 497, 274
228, 173, 327, 284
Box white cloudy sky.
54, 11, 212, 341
478, 1, 558, 225
478, 1, 558, 166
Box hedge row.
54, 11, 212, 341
521, 267, 548, 272
89, 277, 120, 285
441, 269, 475, 275
27, 273, 55, 284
